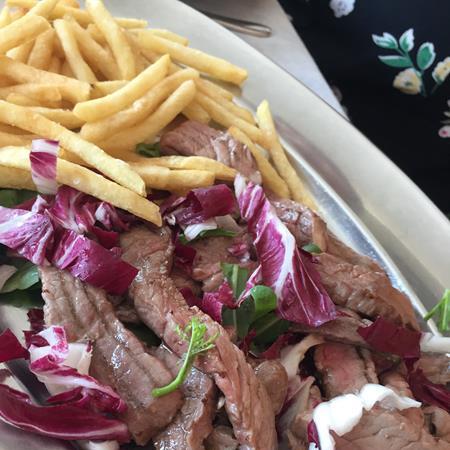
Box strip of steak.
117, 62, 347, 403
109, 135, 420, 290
152, 345, 217, 450
314, 342, 378, 398
39, 266, 183, 446
271, 197, 419, 329
159, 120, 262, 184
120, 227, 277, 450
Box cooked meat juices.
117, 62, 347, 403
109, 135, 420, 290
120, 226, 278, 450
39, 266, 183, 445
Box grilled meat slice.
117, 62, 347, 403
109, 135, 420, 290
153, 345, 217, 450
120, 227, 277, 450
40, 266, 183, 446
160, 120, 261, 184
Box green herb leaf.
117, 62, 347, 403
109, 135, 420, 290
178, 229, 237, 245
0, 290, 44, 309
0, 189, 36, 208
378, 55, 412, 68
1, 262, 39, 293
222, 297, 255, 339
136, 142, 161, 158
424, 289, 450, 333
252, 312, 290, 345
221, 263, 249, 298
301, 243, 322, 254
250, 285, 277, 321
416, 42, 436, 70
152, 318, 218, 397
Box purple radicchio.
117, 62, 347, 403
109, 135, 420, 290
30, 139, 59, 195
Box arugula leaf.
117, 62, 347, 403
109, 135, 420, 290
252, 312, 290, 345
0, 289, 44, 309
0, 189, 36, 208
136, 142, 161, 158
1, 262, 39, 293
301, 243, 322, 254
178, 229, 237, 245
424, 289, 450, 333
221, 263, 249, 298
152, 318, 218, 397
250, 285, 277, 321
222, 297, 255, 339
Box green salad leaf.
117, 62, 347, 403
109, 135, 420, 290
424, 289, 450, 333
178, 229, 237, 245
136, 142, 161, 158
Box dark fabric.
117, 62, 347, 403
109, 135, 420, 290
280, 0, 450, 213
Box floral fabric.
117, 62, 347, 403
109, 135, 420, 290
280, 0, 450, 213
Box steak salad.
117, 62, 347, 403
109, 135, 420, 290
0, 1, 449, 449
0, 119, 448, 450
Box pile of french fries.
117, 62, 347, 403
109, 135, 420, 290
0, 0, 314, 226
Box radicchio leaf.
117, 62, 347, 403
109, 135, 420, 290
357, 317, 421, 359
307, 420, 320, 448
51, 230, 138, 295
30, 139, 59, 195
407, 369, 450, 412
236, 179, 336, 327
0, 384, 129, 442
0, 329, 28, 363
163, 185, 235, 226
0, 206, 54, 264
202, 280, 235, 322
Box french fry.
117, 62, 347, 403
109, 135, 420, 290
0, 84, 62, 102
99, 79, 197, 153
127, 155, 236, 181
6, 40, 35, 63
0, 6, 11, 28
26, 0, 59, 17
256, 100, 315, 208
60, 59, 75, 78
0, 76, 12, 87
0, 14, 49, 54
0, 130, 34, 146
0, 146, 161, 225
228, 126, 290, 198
197, 78, 233, 101
136, 31, 247, 85
74, 55, 170, 122
196, 81, 254, 124
47, 55, 61, 73
85, 0, 135, 80
0, 101, 146, 196
182, 101, 210, 124
81, 68, 198, 142
68, 18, 120, 81
27, 28, 55, 69
0, 56, 91, 103
91, 80, 127, 98
196, 92, 267, 146
54, 19, 97, 83
0, 166, 35, 190
86, 23, 105, 45
130, 163, 215, 192
133, 28, 188, 46
58, 0, 79, 7
0, 123, 26, 134
6, 0, 148, 28
6, 92, 43, 107
27, 107, 84, 129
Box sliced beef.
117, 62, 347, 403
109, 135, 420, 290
424, 407, 450, 443
39, 266, 183, 446
115, 297, 141, 324
314, 342, 378, 398
160, 120, 262, 184
190, 235, 242, 292
417, 353, 450, 385
205, 426, 238, 450
120, 227, 277, 450
171, 267, 202, 297
153, 345, 217, 450
271, 197, 419, 329
334, 407, 450, 450
291, 308, 370, 347
254, 360, 288, 415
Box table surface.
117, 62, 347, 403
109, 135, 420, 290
182, 0, 345, 115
